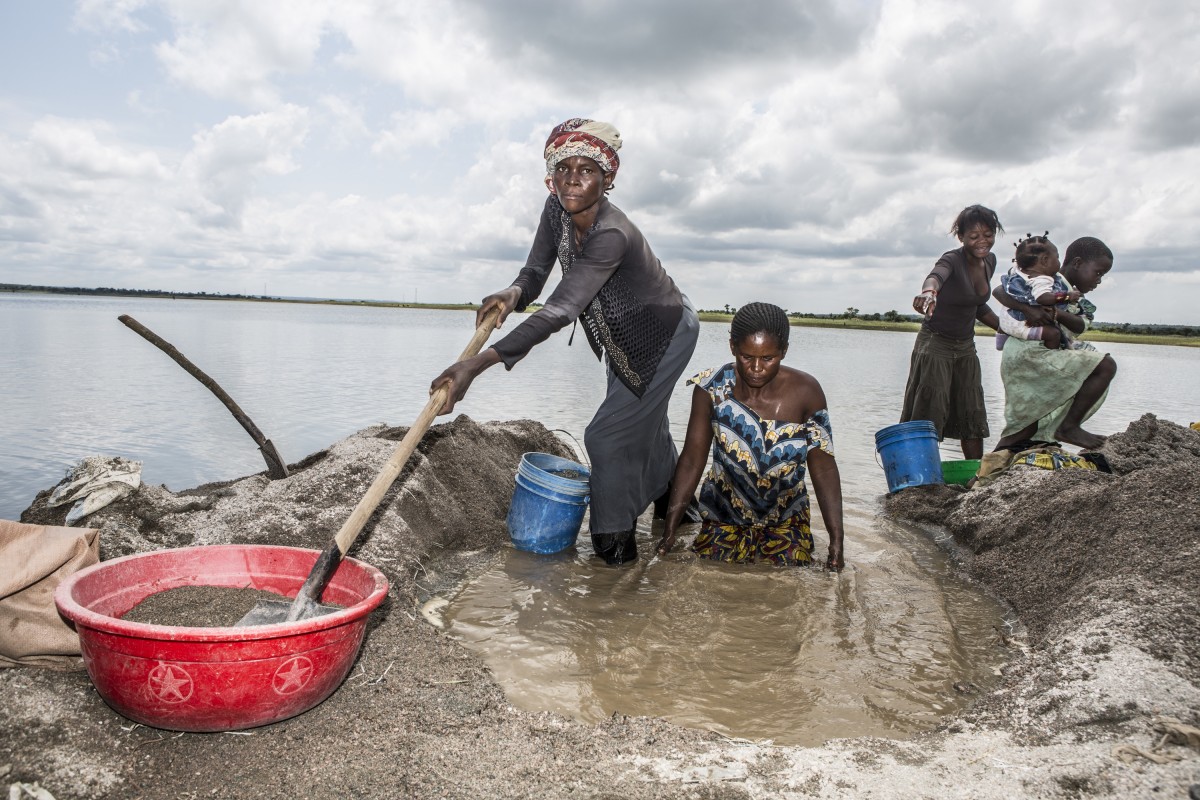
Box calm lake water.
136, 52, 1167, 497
3, 293, 1197, 520
5, 293, 1198, 743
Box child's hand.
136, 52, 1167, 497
1067, 289, 1082, 303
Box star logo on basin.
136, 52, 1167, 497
273, 656, 314, 695
148, 663, 194, 703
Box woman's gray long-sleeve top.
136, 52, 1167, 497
491, 195, 684, 397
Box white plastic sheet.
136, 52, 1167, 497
47, 456, 142, 524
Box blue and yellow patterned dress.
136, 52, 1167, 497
689, 364, 835, 565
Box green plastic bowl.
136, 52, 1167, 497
941, 459, 981, 486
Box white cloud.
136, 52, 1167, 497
153, 0, 332, 106
317, 94, 371, 149
178, 105, 309, 227
73, 0, 150, 34
0, 0, 1198, 322
331, 3, 544, 115
29, 117, 170, 183
372, 108, 465, 158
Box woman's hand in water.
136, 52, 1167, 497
655, 529, 676, 556
824, 543, 844, 572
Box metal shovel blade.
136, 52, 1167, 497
235, 595, 341, 627
236, 538, 347, 626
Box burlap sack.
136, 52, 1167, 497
0, 520, 100, 669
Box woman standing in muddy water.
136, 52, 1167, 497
901, 205, 1004, 460
655, 303, 845, 571
431, 118, 699, 566
991, 236, 1117, 451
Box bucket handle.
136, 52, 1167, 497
550, 429, 591, 469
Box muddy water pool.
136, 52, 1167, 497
441, 505, 1012, 746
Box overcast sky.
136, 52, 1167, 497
2, 1, 1198, 323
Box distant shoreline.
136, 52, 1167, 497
696, 313, 1200, 348
4, 284, 1197, 347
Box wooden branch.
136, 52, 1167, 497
118, 314, 288, 479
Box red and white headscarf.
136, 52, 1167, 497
543, 118, 622, 190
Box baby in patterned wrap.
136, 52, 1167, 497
996, 233, 1092, 351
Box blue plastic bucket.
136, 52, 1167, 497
874, 421, 944, 493
506, 452, 591, 554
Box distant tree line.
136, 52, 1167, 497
1089, 321, 1200, 337
6, 285, 1197, 336
702, 304, 921, 323
0, 283, 259, 300
701, 304, 1200, 337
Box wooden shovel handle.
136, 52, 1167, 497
331, 306, 502, 556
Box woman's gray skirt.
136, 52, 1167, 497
584, 296, 699, 534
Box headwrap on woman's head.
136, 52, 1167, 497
544, 118, 621, 190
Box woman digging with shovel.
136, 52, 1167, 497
430, 118, 700, 566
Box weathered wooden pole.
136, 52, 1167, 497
118, 314, 289, 479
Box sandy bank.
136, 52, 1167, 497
2, 414, 1198, 799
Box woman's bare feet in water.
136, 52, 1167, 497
1055, 424, 1106, 451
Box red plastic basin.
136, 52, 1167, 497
54, 544, 388, 733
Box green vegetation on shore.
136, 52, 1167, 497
700, 310, 1200, 347
5, 283, 1197, 347
698, 311, 920, 332
0, 282, 476, 312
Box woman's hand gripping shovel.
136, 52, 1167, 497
237, 308, 502, 626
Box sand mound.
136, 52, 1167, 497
3, 414, 1199, 799
883, 415, 1200, 772
885, 414, 1200, 681
20, 416, 570, 603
